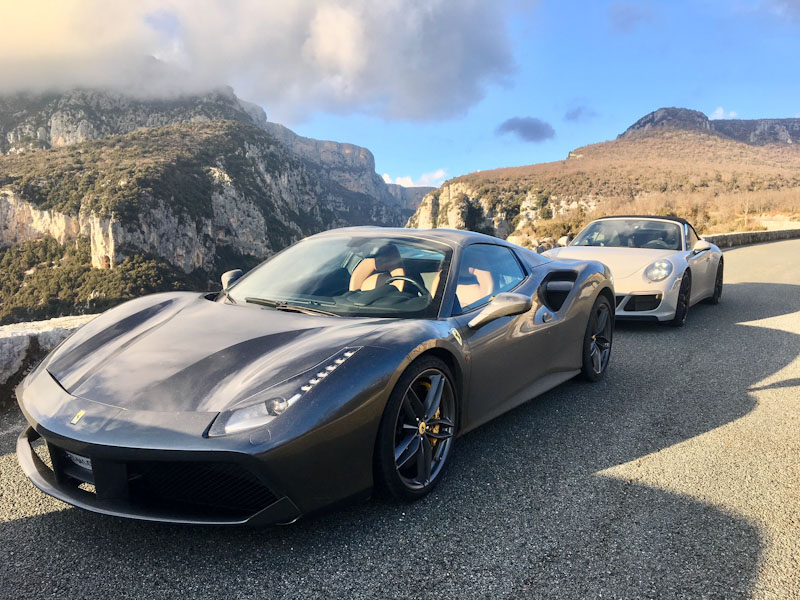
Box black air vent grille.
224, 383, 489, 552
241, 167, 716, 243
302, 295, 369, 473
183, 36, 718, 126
128, 461, 277, 517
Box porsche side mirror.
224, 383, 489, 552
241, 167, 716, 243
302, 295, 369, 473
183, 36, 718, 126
557, 235, 570, 247
221, 269, 243, 290
692, 240, 712, 254
468, 293, 533, 330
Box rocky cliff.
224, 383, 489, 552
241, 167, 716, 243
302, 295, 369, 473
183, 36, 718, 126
0, 120, 410, 274
0, 88, 428, 216
0, 88, 428, 323
619, 107, 800, 145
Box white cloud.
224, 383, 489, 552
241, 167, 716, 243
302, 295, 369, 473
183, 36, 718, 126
0, 0, 520, 123
710, 107, 738, 120
383, 169, 447, 187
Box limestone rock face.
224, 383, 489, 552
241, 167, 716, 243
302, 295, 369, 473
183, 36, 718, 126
407, 181, 597, 251
0, 88, 427, 275
0, 88, 424, 218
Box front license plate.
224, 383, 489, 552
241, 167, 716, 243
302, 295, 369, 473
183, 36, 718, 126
64, 451, 92, 471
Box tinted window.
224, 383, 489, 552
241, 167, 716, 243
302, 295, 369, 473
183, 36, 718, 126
454, 244, 525, 314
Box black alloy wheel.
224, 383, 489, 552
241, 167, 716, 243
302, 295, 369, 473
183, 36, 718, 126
705, 260, 724, 305
376, 357, 456, 500
668, 271, 692, 327
581, 295, 613, 381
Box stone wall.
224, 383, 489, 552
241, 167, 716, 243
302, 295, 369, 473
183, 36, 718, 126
702, 228, 800, 249
0, 315, 96, 410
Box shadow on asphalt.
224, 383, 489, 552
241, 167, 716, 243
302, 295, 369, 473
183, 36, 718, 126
1, 282, 798, 598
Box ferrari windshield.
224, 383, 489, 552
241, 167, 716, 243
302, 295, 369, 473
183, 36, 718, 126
222, 234, 452, 318
571, 219, 683, 250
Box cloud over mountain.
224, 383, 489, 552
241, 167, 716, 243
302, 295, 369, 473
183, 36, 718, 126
496, 117, 555, 142
0, 0, 519, 123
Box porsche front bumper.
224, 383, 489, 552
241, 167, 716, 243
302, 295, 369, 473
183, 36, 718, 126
613, 276, 682, 322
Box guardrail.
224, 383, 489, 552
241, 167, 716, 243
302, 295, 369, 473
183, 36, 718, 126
702, 228, 800, 249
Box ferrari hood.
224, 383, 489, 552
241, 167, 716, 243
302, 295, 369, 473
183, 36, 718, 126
545, 246, 676, 279
45, 293, 386, 413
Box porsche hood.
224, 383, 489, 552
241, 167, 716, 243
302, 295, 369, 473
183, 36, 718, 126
545, 246, 676, 279
44, 293, 386, 413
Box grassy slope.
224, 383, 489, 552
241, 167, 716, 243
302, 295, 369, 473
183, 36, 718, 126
450, 129, 800, 237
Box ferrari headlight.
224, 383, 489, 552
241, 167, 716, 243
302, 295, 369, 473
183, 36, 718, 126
208, 347, 361, 437
644, 260, 673, 282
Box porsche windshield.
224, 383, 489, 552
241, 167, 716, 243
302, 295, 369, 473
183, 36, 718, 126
222, 235, 452, 318
571, 219, 683, 250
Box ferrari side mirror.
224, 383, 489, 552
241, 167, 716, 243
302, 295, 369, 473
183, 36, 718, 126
692, 240, 712, 254
221, 269, 243, 290
468, 293, 533, 330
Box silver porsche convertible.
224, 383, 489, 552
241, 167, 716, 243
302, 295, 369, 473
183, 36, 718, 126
545, 216, 723, 326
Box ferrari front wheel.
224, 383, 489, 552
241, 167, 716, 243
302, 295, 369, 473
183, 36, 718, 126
580, 295, 613, 382
375, 357, 457, 501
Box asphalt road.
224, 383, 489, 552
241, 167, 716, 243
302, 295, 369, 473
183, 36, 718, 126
1, 239, 798, 600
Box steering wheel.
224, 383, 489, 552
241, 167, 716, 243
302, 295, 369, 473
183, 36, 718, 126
385, 276, 430, 298
643, 239, 669, 249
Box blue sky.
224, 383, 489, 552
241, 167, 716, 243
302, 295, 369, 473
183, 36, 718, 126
287, 0, 800, 187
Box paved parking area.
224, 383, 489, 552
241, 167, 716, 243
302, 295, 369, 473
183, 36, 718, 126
1, 239, 798, 599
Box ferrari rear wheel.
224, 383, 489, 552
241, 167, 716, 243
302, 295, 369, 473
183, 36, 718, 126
376, 357, 456, 501
580, 295, 613, 382
668, 271, 691, 327
704, 260, 723, 305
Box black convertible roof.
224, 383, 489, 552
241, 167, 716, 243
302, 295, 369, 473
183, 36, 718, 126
596, 215, 691, 226
317, 226, 504, 247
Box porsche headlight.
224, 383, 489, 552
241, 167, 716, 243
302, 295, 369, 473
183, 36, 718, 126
208, 347, 361, 437
644, 260, 673, 282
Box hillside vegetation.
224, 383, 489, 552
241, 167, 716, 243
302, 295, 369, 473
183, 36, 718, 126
0, 237, 195, 324
410, 128, 800, 245
0, 120, 295, 226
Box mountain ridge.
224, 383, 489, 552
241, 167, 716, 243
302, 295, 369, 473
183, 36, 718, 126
620, 107, 800, 145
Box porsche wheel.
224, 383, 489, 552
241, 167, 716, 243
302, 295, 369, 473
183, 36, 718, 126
580, 295, 613, 382
376, 357, 456, 501
704, 260, 723, 305
668, 271, 691, 327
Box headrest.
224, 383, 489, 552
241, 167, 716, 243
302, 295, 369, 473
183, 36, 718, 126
371, 244, 403, 272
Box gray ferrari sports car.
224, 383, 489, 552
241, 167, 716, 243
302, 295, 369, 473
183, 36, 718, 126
17, 227, 614, 525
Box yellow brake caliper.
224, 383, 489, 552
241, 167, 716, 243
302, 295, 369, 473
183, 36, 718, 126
420, 380, 440, 447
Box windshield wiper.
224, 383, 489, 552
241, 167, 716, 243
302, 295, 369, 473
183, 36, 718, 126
244, 297, 340, 317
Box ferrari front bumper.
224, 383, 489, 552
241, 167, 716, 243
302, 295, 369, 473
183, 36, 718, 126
17, 424, 302, 526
